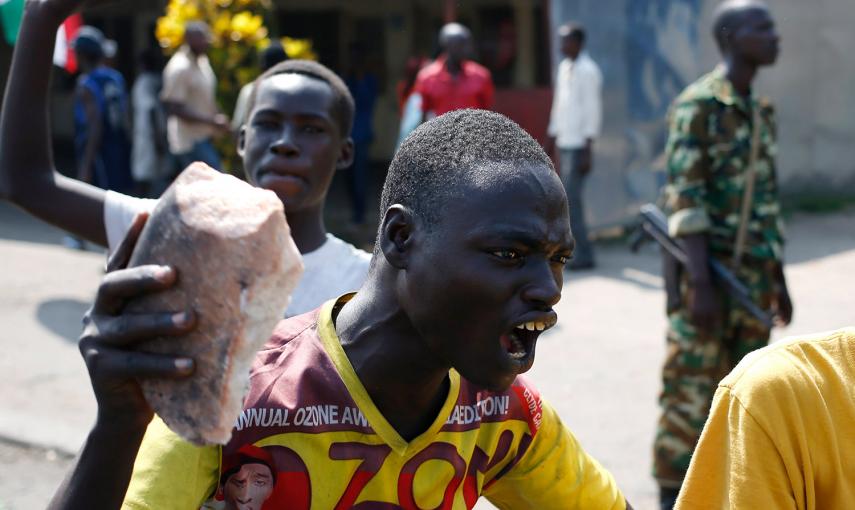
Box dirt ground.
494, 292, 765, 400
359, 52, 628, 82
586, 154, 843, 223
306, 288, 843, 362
0, 439, 73, 510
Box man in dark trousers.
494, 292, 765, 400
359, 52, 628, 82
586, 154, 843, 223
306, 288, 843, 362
546, 22, 602, 270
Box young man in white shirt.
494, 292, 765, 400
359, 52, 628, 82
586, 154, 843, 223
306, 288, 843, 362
0, 14, 370, 317
547, 22, 603, 270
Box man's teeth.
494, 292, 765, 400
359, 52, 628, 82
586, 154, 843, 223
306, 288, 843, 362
508, 337, 527, 359
515, 321, 549, 332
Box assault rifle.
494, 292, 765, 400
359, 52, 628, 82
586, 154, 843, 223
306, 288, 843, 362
632, 203, 774, 329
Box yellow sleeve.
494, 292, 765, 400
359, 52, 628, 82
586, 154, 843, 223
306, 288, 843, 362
484, 400, 625, 510
675, 386, 797, 510
122, 416, 220, 510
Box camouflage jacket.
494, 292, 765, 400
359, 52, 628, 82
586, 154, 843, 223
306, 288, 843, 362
664, 66, 784, 262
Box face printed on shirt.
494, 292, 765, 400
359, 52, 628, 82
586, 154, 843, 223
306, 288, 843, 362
222, 462, 275, 510
398, 162, 573, 391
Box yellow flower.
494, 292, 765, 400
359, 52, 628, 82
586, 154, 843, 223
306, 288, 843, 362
212, 11, 231, 38
179, 2, 201, 21
230, 11, 264, 41
282, 37, 318, 61
156, 15, 185, 51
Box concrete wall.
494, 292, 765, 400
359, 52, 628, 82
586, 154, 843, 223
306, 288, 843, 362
551, 0, 855, 229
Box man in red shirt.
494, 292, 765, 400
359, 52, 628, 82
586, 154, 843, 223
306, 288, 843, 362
414, 23, 494, 120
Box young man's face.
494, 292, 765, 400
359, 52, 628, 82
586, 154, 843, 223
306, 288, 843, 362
222, 462, 275, 510
400, 163, 573, 391
560, 34, 582, 60
239, 73, 353, 214
185, 30, 211, 55
730, 7, 780, 66
443, 33, 471, 65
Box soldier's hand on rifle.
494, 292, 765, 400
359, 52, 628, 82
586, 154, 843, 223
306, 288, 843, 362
690, 280, 721, 330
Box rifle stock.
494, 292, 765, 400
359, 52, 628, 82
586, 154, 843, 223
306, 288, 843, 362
638, 204, 774, 329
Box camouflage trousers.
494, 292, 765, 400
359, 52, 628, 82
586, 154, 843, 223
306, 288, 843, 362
652, 257, 777, 488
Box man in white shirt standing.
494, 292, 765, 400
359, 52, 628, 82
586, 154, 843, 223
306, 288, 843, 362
161, 22, 230, 171
547, 22, 602, 270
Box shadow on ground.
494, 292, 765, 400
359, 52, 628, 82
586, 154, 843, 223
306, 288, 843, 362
3, 178, 852, 267
570, 205, 855, 290
36, 299, 91, 343
0, 204, 68, 246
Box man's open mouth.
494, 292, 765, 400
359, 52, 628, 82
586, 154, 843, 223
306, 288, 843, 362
500, 317, 557, 361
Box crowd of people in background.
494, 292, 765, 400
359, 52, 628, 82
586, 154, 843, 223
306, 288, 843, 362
68, 19, 502, 232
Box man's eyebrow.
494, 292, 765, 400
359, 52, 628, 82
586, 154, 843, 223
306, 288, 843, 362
473, 226, 573, 250
249, 108, 281, 118
251, 108, 331, 121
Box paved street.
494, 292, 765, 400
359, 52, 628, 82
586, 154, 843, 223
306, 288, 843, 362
1, 201, 853, 510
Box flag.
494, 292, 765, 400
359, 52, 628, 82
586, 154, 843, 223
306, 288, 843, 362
0, 0, 24, 45
0, 1, 82, 74
52, 14, 83, 73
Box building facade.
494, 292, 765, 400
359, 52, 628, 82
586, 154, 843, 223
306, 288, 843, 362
551, 0, 855, 228
1, 0, 852, 228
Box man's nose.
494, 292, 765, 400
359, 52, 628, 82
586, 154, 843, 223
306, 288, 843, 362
271, 126, 299, 156
235, 484, 251, 501
521, 262, 562, 308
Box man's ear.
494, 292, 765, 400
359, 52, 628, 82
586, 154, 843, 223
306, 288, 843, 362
236, 126, 247, 158
336, 137, 355, 170
379, 205, 417, 269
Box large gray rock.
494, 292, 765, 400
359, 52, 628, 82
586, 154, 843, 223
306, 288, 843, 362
127, 163, 303, 445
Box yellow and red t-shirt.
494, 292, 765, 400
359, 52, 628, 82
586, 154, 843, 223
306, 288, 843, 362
123, 297, 625, 509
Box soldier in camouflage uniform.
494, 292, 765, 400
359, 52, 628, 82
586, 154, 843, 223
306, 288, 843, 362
653, 2, 793, 508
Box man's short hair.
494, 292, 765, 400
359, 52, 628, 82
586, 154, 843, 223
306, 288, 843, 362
712, 0, 768, 51
73, 26, 108, 61
260, 42, 288, 72
439, 22, 472, 46
559, 22, 586, 45
381, 109, 553, 231
245, 60, 355, 137
184, 21, 210, 37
